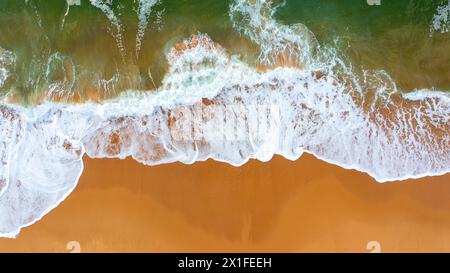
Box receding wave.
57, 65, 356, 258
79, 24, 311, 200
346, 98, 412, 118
0, 0, 448, 237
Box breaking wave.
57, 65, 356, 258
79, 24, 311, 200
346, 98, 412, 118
0, 0, 449, 237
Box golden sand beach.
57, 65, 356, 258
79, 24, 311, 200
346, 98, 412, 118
0, 154, 449, 253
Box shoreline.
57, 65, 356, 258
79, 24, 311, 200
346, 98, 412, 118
1, 154, 450, 252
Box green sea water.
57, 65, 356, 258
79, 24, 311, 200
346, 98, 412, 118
0, 0, 449, 104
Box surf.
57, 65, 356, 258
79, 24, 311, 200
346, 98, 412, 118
0, 0, 448, 238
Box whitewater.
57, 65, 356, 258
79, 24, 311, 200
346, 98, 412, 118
0, 0, 448, 237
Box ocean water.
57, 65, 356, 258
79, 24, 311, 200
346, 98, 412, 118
0, 0, 449, 237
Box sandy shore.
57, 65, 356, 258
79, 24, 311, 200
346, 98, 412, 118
0, 153, 450, 252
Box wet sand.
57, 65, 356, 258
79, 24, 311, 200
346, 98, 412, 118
0, 153, 450, 252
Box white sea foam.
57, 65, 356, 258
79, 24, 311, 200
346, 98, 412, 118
0, 0, 448, 238
81, 35, 449, 180
431, 0, 450, 34
62, 0, 81, 30
67, 0, 81, 5
45, 53, 77, 99
230, 0, 318, 68
136, 0, 161, 58
0, 106, 24, 199
0, 48, 15, 91
89, 0, 163, 60
89, 0, 127, 61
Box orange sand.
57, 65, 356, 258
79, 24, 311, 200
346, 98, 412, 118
0, 154, 450, 253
